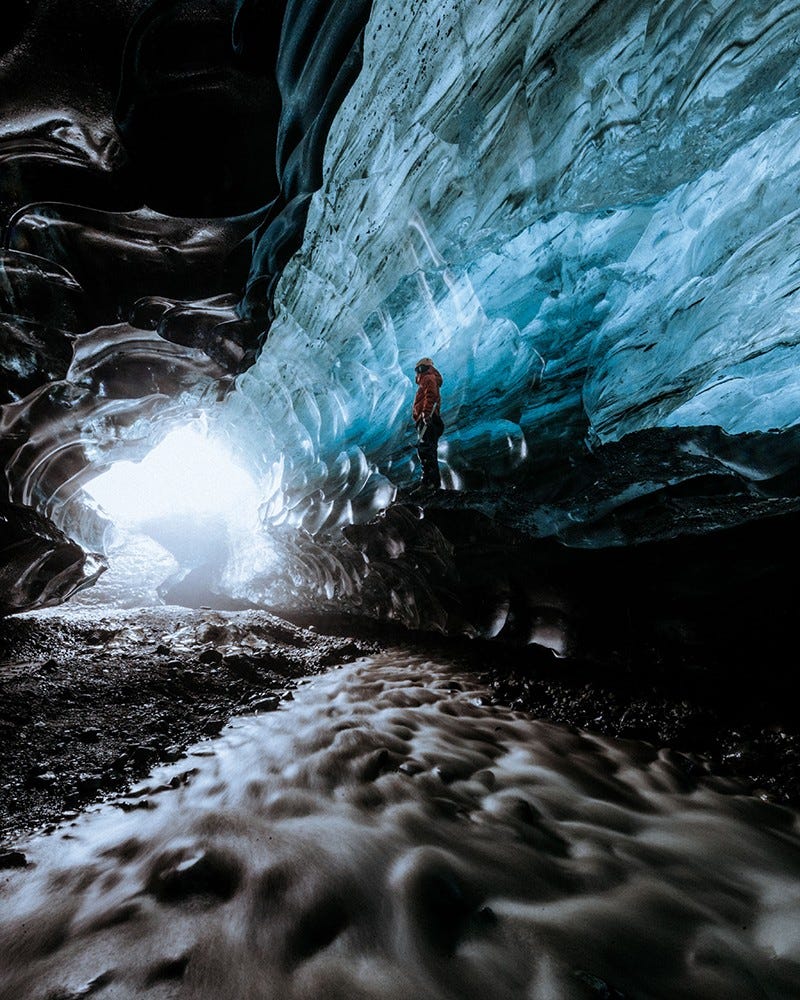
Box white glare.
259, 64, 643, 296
85, 424, 260, 528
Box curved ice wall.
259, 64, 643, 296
0, 0, 373, 533
4, 0, 800, 617
223, 0, 800, 533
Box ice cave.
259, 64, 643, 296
2, 0, 800, 997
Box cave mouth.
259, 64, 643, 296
78, 419, 280, 610
85, 421, 261, 529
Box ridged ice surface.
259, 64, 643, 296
2, 654, 799, 999
222, 0, 800, 529
5, 0, 800, 613
0, 0, 372, 534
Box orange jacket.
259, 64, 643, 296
412, 366, 442, 422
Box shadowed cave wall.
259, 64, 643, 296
3, 10, 800, 994
1, 0, 799, 673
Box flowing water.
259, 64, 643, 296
1, 653, 799, 999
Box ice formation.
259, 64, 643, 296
207, 0, 800, 618
223, 0, 800, 529
3, 0, 800, 617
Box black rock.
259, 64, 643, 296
0, 850, 28, 869
27, 771, 58, 789
199, 648, 223, 665
76, 773, 102, 795
248, 695, 279, 712
146, 847, 242, 904
223, 653, 259, 682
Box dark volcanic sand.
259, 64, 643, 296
0, 607, 373, 848
1, 605, 798, 852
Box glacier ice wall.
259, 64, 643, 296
222, 0, 800, 533
4, 0, 800, 625
0, 0, 374, 614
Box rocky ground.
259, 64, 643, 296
3, 654, 798, 1000
282, 609, 800, 807
0, 607, 373, 851
1, 604, 798, 859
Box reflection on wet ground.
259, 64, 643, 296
1, 653, 799, 999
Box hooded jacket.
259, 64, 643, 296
412, 365, 443, 423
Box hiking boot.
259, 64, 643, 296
409, 482, 440, 499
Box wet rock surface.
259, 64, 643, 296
480, 662, 800, 810
0, 502, 106, 615
0, 607, 374, 844
281, 612, 800, 810
2, 605, 798, 854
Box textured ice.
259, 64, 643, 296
220, 0, 800, 531
4, 0, 800, 615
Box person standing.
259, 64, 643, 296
411, 356, 444, 492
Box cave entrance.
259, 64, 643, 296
81, 422, 272, 608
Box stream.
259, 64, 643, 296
1, 652, 799, 999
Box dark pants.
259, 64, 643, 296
416, 414, 444, 487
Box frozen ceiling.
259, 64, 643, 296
2, 0, 799, 641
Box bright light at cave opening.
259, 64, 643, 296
85, 424, 260, 528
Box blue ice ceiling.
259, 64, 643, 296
220, 0, 800, 531
4, 0, 800, 617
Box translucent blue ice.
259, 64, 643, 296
217, 0, 800, 535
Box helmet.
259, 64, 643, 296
415, 356, 434, 371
